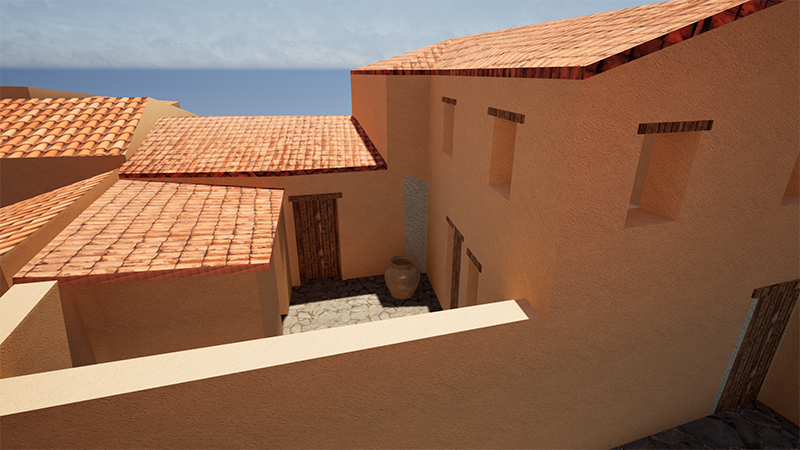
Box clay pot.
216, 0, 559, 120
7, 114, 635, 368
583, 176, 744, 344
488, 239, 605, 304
384, 256, 421, 300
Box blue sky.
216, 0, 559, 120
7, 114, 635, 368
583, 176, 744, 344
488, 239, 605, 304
0, 0, 656, 115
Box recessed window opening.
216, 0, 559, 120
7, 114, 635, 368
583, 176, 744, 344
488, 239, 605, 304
488, 107, 525, 199
466, 248, 482, 307
442, 97, 456, 155
626, 120, 710, 227
781, 153, 799, 206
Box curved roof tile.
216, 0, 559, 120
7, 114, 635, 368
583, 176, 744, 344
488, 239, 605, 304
0, 171, 113, 256
14, 180, 284, 285
352, 0, 783, 79
0, 97, 149, 158
119, 115, 386, 178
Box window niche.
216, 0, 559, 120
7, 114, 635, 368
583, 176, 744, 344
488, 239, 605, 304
626, 120, 712, 228
442, 97, 456, 155
487, 107, 525, 199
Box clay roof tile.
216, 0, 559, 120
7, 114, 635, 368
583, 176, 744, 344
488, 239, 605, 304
0, 97, 150, 159
353, 0, 770, 79
14, 180, 283, 284
119, 115, 386, 178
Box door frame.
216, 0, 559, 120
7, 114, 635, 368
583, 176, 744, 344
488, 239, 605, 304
288, 193, 342, 280
714, 278, 799, 413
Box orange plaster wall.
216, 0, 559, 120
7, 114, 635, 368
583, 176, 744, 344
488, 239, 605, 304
547, 0, 799, 439
0, 86, 95, 99
386, 75, 431, 182
152, 171, 404, 285
425, 74, 581, 315
61, 269, 281, 364
0, 281, 71, 378
0, 318, 663, 450
351, 74, 388, 163
386, 0, 797, 443
0, 155, 125, 208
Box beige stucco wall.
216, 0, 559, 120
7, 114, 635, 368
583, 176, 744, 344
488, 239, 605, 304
1, 4, 796, 449
149, 169, 404, 285
59, 268, 283, 364
0, 170, 118, 296
1, 301, 604, 450
0, 281, 71, 378
547, 1, 798, 437
0, 155, 125, 208
351, 74, 388, 163
365, 0, 797, 443
425, 74, 582, 315
0, 86, 94, 99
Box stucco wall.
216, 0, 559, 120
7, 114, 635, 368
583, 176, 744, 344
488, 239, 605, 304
0, 155, 125, 208
547, 0, 799, 438
0, 281, 71, 378
3, 304, 676, 450
60, 269, 282, 364
410, 0, 797, 442
351, 74, 387, 162
426, 74, 582, 314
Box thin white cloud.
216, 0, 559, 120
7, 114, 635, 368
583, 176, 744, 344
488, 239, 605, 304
0, 0, 655, 69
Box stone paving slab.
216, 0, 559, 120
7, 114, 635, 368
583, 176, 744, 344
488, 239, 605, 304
613, 400, 799, 449
282, 273, 442, 335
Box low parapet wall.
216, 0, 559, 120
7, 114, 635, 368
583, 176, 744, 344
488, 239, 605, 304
1, 298, 537, 449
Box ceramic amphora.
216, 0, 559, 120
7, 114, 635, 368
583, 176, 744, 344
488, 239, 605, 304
384, 256, 421, 300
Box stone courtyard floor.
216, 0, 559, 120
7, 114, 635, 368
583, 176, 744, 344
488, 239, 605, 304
282, 273, 442, 335
614, 400, 798, 449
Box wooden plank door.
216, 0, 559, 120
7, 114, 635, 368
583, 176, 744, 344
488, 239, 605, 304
715, 278, 799, 412
289, 193, 342, 280
446, 216, 464, 309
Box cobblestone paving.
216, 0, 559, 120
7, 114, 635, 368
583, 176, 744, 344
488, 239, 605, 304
282, 273, 442, 335
613, 400, 799, 449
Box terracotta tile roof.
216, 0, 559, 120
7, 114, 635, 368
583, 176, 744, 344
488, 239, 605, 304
0, 171, 112, 257
118, 115, 386, 178
352, 0, 783, 79
13, 180, 283, 285
0, 97, 149, 158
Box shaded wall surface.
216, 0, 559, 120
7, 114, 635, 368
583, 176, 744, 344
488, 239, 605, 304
0, 317, 665, 450
0, 281, 71, 378
0, 3, 797, 449
362, 0, 799, 445
59, 269, 282, 365
549, 1, 798, 435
